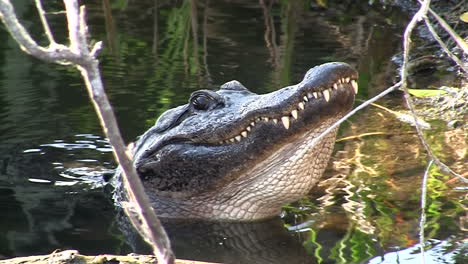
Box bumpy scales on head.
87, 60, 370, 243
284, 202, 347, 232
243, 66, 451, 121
115, 62, 358, 220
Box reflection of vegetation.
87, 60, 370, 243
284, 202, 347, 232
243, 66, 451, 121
282, 105, 467, 262
329, 226, 375, 263
261, 0, 302, 87
93, 0, 209, 137
276, 0, 298, 87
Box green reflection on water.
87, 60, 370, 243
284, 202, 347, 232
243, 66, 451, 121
282, 105, 466, 263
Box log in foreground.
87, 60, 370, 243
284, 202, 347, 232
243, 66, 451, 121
0, 250, 220, 264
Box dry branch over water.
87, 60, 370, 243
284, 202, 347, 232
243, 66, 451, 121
0, 0, 174, 263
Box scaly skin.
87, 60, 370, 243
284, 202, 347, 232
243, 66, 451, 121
113, 62, 358, 220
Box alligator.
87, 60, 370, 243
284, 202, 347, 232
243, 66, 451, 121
114, 62, 358, 221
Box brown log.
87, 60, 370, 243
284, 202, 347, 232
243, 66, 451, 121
0, 250, 221, 264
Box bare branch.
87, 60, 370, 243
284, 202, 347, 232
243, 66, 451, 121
34, 0, 56, 45
400, 0, 467, 183
401, 0, 431, 89
413, 0, 468, 72
423, 18, 468, 73
63, 0, 84, 54
417, 0, 468, 55
0, 0, 176, 263
79, 5, 89, 53
91, 41, 103, 57
0, 0, 78, 64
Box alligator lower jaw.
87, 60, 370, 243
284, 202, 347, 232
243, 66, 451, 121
149, 121, 341, 221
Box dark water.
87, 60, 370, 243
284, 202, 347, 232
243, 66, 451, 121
0, 0, 466, 263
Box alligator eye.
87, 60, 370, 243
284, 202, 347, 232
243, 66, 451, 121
189, 90, 224, 111
191, 95, 211, 110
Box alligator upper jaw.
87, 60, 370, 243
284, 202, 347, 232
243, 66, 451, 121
216, 77, 357, 145
202, 62, 358, 145
136, 62, 358, 162
148, 62, 357, 147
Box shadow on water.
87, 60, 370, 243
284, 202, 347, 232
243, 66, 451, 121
0, 0, 466, 263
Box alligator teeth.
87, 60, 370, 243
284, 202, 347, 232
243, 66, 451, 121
323, 89, 330, 102
281, 116, 290, 130
351, 80, 358, 94
222, 77, 358, 145
291, 109, 298, 119
298, 102, 305, 110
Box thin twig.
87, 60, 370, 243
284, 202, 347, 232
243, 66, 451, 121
417, 0, 468, 55
400, 0, 467, 183
63, 0, 82, 55
419, 159, 433, 264
0, 0, 77, 64
336, 131, 416, 142
401, 0, 431, 87
308, 81, 402, 154
34, 0, 56, 45
422, 18, 467, 73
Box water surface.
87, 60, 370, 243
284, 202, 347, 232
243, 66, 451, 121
0, 0, 466, 263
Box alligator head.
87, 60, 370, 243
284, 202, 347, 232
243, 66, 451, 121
128, 62, 358, 220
